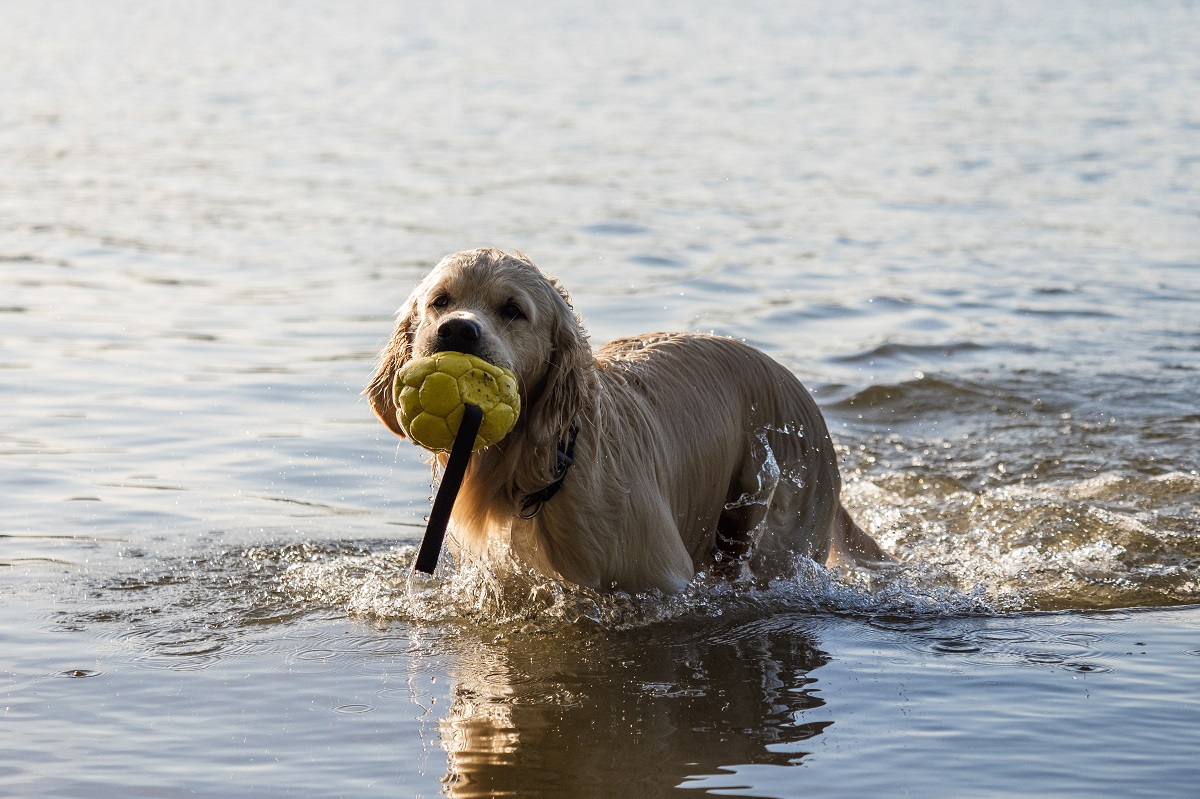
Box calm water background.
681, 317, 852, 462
2, 1, 1199, 796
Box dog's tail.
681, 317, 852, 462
826, 504, 890, 569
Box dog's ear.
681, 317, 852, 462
364, 296, 418, 438
527, 277, 593, 446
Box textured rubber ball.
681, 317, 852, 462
393, 352, 520, 452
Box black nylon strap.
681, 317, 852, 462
413, 403, 484, 575
518, 424, 580, 518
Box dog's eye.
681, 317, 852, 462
499, 301, 526, 321
430, 294, 451, 310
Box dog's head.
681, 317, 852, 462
366, 248, 592, 446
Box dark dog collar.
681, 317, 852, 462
518, 424, 580, 519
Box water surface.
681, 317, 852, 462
2, 1, 1199, 797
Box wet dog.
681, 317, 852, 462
366, 248, 885, 592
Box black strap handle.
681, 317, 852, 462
412, 403, 484, 575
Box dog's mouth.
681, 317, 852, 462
430, 341, 484, 359
414, 339, 514, 377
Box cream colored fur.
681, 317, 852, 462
366, 248, 885, 593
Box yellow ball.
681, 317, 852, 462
393, 352, 520, 452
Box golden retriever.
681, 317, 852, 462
366, 248, 885, 593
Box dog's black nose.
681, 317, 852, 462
436, 317, 483, 354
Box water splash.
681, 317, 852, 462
278, 471, 1200, 628
845, 470, 1200, 611
278, 540, 1024, 636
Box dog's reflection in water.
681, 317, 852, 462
436, 614, 831, 797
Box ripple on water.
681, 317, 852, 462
848, 611, 1131, 673
831, 340, 991, 365
828, 373, 1047, 420
929, 637, 984, 654
106, 630, 225, 672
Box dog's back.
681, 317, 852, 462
583, 333, 852, 581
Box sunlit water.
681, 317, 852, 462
3, 1, 1199, 797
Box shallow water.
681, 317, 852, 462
2, 1, 1199, 796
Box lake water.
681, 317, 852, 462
2, 1, 1199, 796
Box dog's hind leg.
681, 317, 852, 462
709, 437, 781, 578
712, 490, 769, 578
